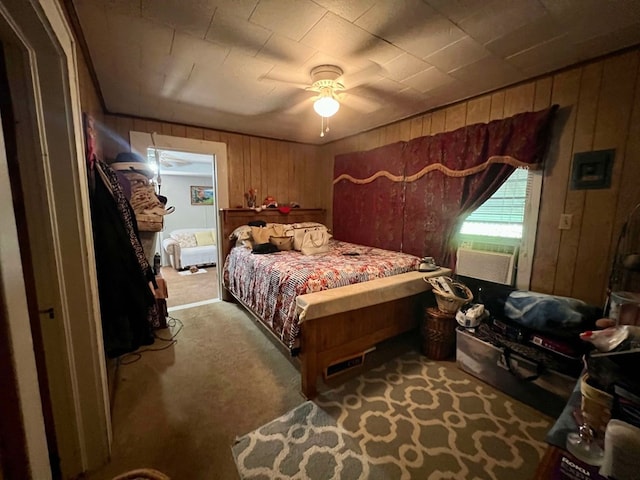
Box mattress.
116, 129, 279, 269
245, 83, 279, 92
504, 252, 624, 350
223, 239, 421, 350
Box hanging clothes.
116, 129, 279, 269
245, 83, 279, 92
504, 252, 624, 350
90, 160, 157, 357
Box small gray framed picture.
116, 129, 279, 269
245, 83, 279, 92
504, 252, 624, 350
570, 149, 614, 190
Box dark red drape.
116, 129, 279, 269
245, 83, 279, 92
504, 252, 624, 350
333, 106, 558, 264
333, 141, 406, 251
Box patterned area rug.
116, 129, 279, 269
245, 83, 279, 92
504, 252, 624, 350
232, 351, 550, 480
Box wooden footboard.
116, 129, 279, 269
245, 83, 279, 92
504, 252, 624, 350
298, 294, 423, 399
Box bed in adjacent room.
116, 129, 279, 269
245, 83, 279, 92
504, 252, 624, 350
220, 208, 450, 398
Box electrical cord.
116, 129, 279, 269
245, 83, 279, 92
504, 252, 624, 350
119, 315, 184, 365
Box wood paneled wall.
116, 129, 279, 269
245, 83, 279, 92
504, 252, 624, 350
76, 31, 639, 306
322, 48, 640, 306
97, 114, 333, 213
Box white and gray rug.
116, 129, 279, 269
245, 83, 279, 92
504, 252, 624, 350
232, 351, 550, 480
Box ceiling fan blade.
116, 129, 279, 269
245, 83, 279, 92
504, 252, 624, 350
338, 62, 385, 90
356, 84, 420, 111
283, 96, 314, 115
340, 92, 380, 114
258, 71, 309, 89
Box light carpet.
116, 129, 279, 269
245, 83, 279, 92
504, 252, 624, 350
232, 351, 551, 480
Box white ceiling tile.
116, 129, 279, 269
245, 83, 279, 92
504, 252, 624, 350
211, 0, 259, 19
395, 16, 467, 59
457, 0, 548, 45
138, 71, 166, 94
449, 56, 525, 92
507, 33, 581, 76
402, 67, 455, 94
424, 36, 490, 73
106, 12, 173, 56
312, 0, 377, 22
141, 0, 215, 38
256, 33, 316, 65
425, 0, 487, 23
485, 14, 565, 58
104, 0, 141, 16
162, 70, 195, 99
110, 44, 141, 78
354, 0, 435, 39
355, 0, 467, 58
572, 22, 640, 61
205, 10, 271, 56
302, 12, 376, 62
425, 78, 477, 106
383, 54, 432, 82
172, 32, 229, 65
249, 0, 326, 41
222, 50, 275, 82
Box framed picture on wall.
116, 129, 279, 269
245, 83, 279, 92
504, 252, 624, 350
190, 186, 214, 205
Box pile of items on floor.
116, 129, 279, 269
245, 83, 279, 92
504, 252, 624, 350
443, 275, 639, 479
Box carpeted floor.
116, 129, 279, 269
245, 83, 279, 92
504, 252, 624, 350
160, 265, 218, 307
232, 352, 551, 480
88, 301, 551, 480
87, 302, 304, 480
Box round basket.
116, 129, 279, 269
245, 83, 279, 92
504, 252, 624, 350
426, 277, 473, 314
421, 307, 457, 360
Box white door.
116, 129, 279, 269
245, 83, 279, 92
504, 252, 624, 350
1, 1, 111, 477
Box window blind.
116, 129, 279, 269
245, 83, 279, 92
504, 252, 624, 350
461, 168, 532, 238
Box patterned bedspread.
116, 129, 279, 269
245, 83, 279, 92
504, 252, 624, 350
223, 240, 421, 351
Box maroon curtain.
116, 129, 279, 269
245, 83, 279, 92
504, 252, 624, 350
332, 106, 558, 264
403, 106, 558, 266
333, 141, 405, 251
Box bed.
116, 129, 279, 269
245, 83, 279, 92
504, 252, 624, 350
220, 208, 451, 398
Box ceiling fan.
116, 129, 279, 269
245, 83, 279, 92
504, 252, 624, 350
156, 150, 193, 169
305, 65, 345, 137
262, 63, 384, 137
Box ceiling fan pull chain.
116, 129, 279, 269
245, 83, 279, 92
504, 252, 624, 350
325, 116, 330, 133
320, 116, 325, 137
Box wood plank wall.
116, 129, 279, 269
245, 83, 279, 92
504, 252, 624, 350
97, 114, 332, 213
322, 48, 640, 306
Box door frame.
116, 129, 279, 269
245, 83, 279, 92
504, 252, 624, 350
130, 132, 230, 293
0, 0, 111, 477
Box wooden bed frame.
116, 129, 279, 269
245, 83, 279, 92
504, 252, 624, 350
219, 208, 437, 399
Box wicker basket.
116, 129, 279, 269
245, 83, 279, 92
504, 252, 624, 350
421, 307, 457, 360
426, 277, 473, 314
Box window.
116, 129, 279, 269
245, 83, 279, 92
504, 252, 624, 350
457, 167, 543, 289
460, 168, 530, 239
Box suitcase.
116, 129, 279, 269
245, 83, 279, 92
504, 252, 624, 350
456, 325, 579, 418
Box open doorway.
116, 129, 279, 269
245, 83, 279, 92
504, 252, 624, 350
149, 148, 220, 310
129, 131, 229, 311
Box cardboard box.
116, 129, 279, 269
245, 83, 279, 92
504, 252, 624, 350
549, 450, 607, 480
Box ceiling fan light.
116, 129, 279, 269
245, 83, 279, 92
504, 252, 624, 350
313, 96, 340, 118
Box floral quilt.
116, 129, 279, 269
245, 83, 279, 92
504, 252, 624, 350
223, 240, 421, 351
